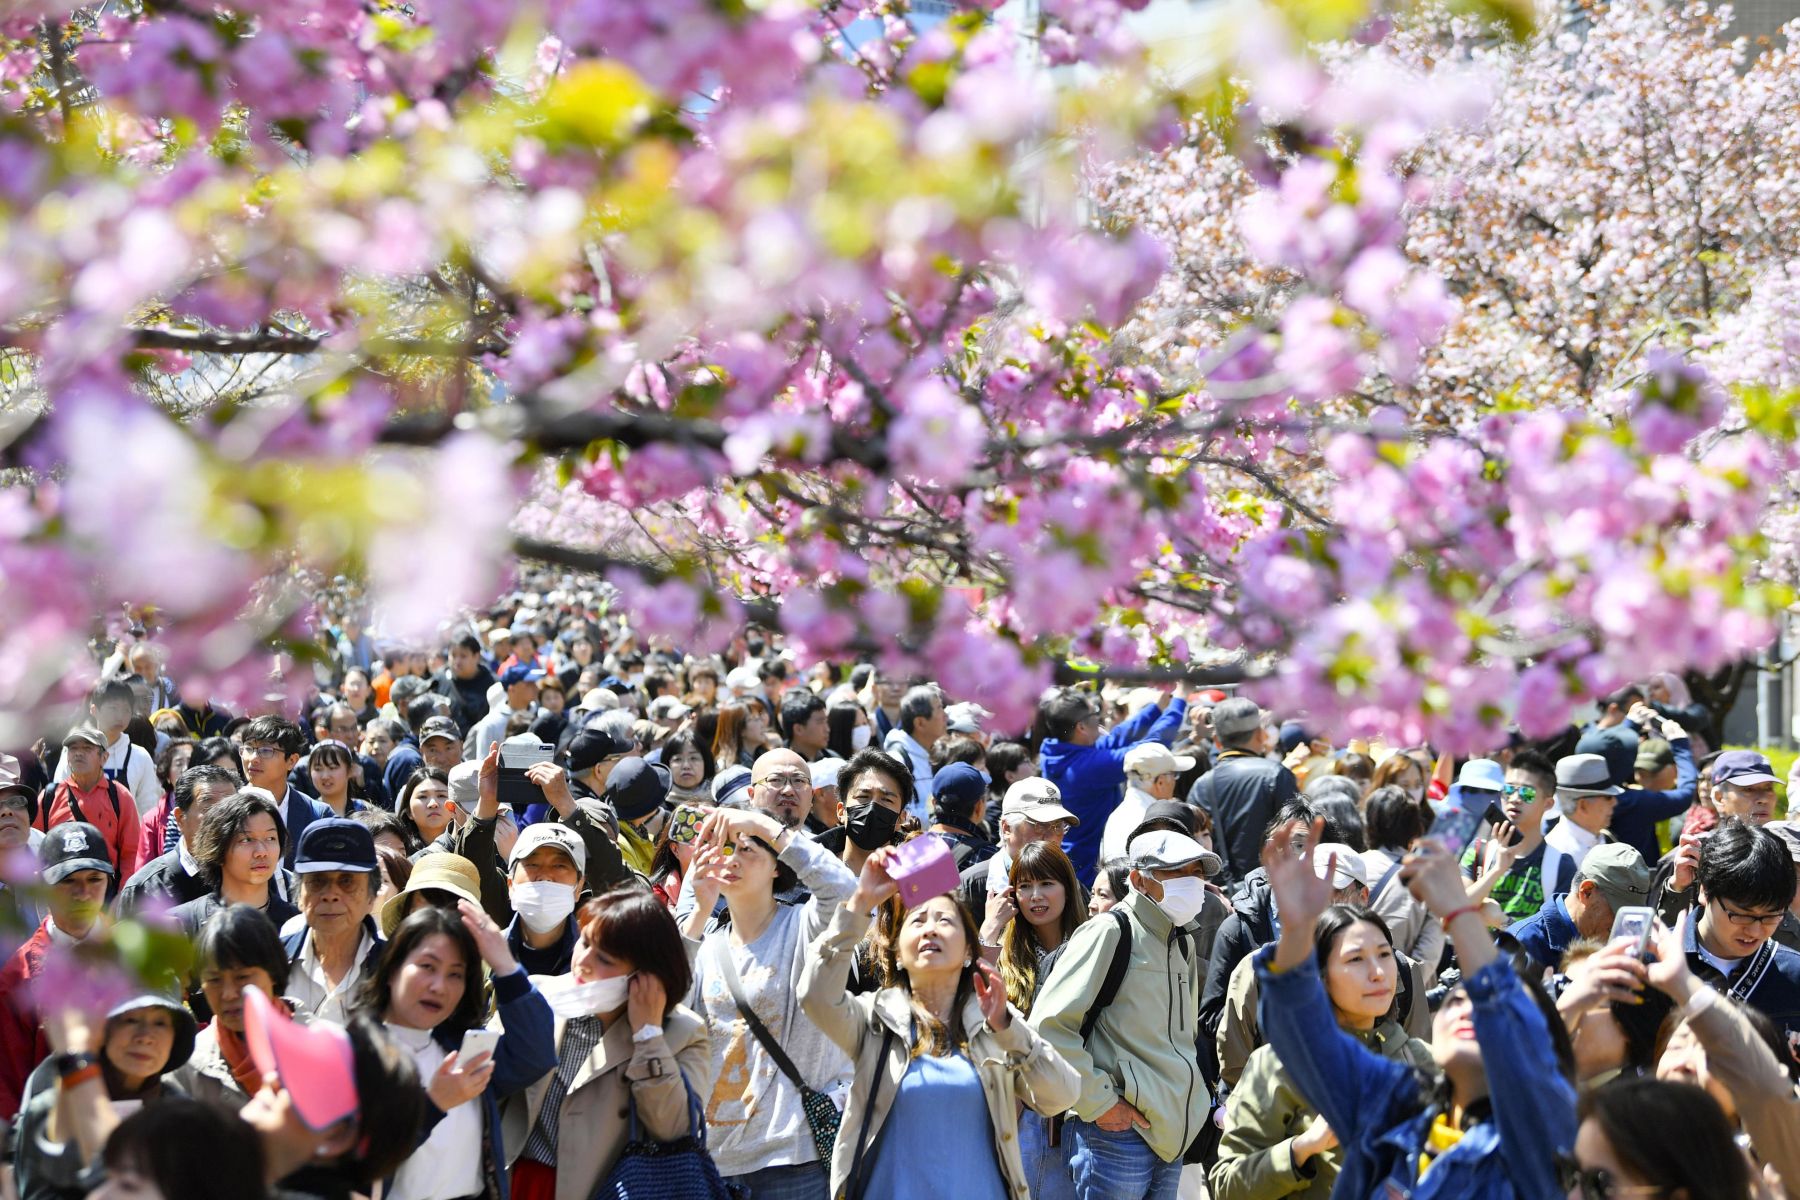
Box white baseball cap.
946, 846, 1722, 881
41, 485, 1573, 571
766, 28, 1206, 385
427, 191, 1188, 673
1001, 778, 1079, 826
1124, 743, 1197, 778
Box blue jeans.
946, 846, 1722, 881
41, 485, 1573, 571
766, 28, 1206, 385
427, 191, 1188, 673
1065, 1119, 1183, 1200
1019, 1110, 1078, 1200
728, 1161, 829, 1200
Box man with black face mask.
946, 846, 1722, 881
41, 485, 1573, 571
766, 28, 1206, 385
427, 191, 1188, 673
834, 749, 913, 873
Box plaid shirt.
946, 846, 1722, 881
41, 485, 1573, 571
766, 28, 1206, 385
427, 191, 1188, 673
521, 1015, 606, 1167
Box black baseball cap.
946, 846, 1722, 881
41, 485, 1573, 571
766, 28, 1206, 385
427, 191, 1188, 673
41, 822, 115, 885
295, 819, 379, 874
569, 726, 635, 773
419, 716, 462, 746
603, 758, 670, 822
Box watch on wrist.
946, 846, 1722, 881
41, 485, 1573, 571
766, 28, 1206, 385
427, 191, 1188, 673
51, 1051, 97, 1078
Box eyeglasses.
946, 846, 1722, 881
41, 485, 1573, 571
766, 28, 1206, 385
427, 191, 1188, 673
1565, 1163, 1670, 1200
0, 795, 27, 813
242, 744, 285, 760
1714, 899, 1785, 929
1500, 784, 1537, 802
756, 772, 810, 793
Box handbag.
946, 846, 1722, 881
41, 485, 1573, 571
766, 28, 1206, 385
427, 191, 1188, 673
597, 1077, 745, 1200
711, 937, 842, 1170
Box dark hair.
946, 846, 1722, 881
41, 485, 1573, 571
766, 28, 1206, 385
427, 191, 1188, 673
1579, 1078, 1748, 1200
310, 740, 355, 773
1601, 684, 1646, 712
1313, 796, 1366, 853
882, 892, 984, 1058
1038, 690, 1093, 742
196, 903, 292, 994
1698, 818, 1796, 914
1304, 774, 1364, 806
777, 692, 825, 746
404, 693, 442, 733
837, 747, 915, 813
154, 737, 198, 790
929, 735, 984, 772
1317, 906, 1396, 978
824, 700, 865, 760
1095, 857, 1131, 904
985, 741, 1032, 794
898, 686, 940, 737
173, 763, 240, 813
1334, 752, 1376, 785
193, 735, 244, 779
103, 1098, 269, 1200
191, 791, 288, 890
661, 731, 715, 786
1508, 749, 1557, 794
89, 678, 135, 712
353, 807, 410, 850
241, 716, 307, 759
1364, 786, 1425, 852
356, 906, 485, 1041
577, 886, 692, 1016
340, 1016, 429, 1187
849, 664, 874, 691
376, 844, 414, 898
454, 634, 481, 656
1264, 796, 1320, 842
396, 767, 451, 850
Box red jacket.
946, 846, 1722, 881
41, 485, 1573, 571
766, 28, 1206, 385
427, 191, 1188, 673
138, 791, 176, 865
35, 776, 140, 880
0, 921, 56, 1119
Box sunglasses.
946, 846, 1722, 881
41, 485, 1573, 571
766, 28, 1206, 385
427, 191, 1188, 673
1500, 783, 1537, 802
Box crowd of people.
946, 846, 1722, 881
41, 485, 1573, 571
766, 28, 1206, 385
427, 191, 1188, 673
0, 586, 1792, 1200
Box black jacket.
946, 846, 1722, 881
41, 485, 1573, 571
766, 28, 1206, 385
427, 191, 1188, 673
117, 849, 211, 917
1200, 868, 1277, 1044
435, 667, 496, 734
1188, 753, 1297, 886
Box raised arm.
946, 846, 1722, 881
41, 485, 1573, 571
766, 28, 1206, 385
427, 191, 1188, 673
796, 850, 894, 1059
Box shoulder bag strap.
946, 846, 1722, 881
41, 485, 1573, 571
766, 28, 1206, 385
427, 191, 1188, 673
1370, 858, 1406, 907
843, 1026, 898, 1200
1078, 909, 1133, 1044
710, 935, 813, 1093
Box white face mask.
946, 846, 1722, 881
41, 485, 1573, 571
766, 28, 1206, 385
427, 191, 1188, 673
1155, 876, 1207, 927
851, 726, 873, 751
510, 881, 577, 934
541, 971, 630, 1019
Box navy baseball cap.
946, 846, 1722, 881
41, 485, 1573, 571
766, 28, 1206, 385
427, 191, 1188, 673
500, 664, 546, 688
931, 763, 986, 819
295, 819, 379, 874
1714, 750, 1780, 787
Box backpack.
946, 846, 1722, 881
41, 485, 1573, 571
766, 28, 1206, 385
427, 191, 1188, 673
36, 778, 121, 832
1050, 910, 1133, 1147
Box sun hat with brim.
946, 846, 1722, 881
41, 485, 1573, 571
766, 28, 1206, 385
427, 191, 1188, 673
1555, 753, 1623, 797
107, 991, 197, 1076
243, 984, 358, 1131
379, 852, 482, 937
1456, 759, 1506, 793
1313, 843, 1368, 890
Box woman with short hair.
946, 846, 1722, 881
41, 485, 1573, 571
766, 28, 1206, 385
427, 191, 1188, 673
170, 789, 299, 938
174, 906, 292, 1113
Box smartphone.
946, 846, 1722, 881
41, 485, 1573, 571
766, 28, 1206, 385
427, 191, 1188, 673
1428, 802, 1484, 859
459, 1028, 500, 1065
1610, 906, 1657, 961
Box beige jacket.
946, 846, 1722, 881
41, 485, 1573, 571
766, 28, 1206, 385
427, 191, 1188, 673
798, 903, 1081, 1200
498, 1004, 716, 1200
169, 1023, 250, 1113
1688, 989, 1800, 1196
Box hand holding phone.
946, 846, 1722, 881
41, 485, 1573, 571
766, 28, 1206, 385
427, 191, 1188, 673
459, 1027, 501, 1067
1609, 906, 1657, 962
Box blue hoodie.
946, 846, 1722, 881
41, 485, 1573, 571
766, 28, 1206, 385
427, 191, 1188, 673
1040, 698, 1185, 883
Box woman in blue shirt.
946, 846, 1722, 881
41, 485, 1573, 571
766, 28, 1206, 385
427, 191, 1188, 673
1253, 819, 1576, 1200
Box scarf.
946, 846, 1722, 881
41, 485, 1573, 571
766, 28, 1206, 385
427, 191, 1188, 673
216, 1022, 267, 1096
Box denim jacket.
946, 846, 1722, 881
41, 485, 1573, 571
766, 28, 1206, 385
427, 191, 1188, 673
1255, 945, 1574, 1200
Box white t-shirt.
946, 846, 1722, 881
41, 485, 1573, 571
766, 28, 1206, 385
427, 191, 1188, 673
385, 1024, 484, 1200
1100, 785, 1158, 863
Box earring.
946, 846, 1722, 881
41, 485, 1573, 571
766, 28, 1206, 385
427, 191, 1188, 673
964, 957, 973, 968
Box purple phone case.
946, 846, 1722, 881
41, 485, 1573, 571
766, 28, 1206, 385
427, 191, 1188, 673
887, 835, 961, 908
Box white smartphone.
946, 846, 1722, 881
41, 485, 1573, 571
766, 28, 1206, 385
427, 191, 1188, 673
459, 1028, 501, 1065
1610, 906, 1657, 962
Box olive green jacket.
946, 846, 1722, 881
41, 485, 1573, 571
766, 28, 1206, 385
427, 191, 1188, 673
1210, 1021, 1433, 1200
